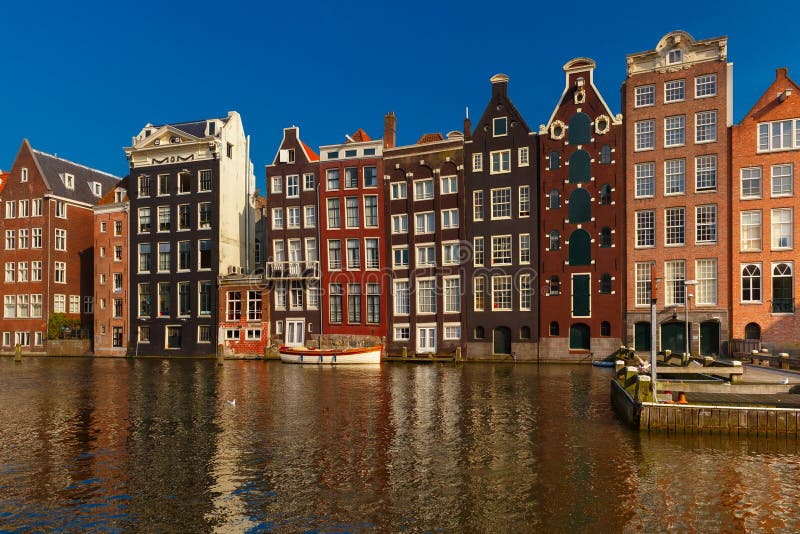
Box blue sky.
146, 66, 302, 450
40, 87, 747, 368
2, 0, 798, 192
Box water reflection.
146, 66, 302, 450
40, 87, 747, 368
0, 358, 798, 531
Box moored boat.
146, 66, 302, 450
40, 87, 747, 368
279, 345, 382, 364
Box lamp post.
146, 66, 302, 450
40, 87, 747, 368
684, 279, 698, 359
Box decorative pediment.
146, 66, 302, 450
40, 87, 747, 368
134, 125, 203, 150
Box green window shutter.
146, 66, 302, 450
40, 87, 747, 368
568, 188, 591, 223
568, 150, 591, 183
572, 275, 590, 317
568, 229, 591, 266
569, 323, 590, 349
568, 113, 591, 145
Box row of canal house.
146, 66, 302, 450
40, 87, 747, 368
2, 30, 800, 359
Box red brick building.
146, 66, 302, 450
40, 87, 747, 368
539, 58, 624, 360
93, 178, 129, 356
319, 129, 387, 344
217, 274, 270, 357
623, 31, 732, 356
731, 67, 800, 352
0, 140, 120, 352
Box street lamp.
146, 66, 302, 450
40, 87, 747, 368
684, 279, 698, 359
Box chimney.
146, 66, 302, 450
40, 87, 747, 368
490, 73, 509, 98
777, 67, 789, 79
464, 106, 472, 141
384, 112, 396, 149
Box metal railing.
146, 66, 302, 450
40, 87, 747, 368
265, 261, 320, 279
771, 298, 795, 314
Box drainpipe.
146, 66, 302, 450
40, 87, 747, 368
244, 134, 251, 273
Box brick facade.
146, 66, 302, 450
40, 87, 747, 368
731, 67, 800, 352
218, 275, 270, 357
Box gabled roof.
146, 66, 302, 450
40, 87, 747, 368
30, 143, 121, 205
738, 67, 800, 124
417, 133, 444, 144
348, 128, 371, 143
302, 141, 320, 161
96, 176, 129, 206
153, 116, 230, 138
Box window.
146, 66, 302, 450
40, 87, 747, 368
491, 188, 511, 219
326, 199, 340, 229
138, 284, 151, 317
771, 208, 793, 249
415, 212, 435, 234
599, 184, 612, 205
138, 207, 151, 233
442, 208, 459, 229
166, 326, 182, 349
490, 150, 511, 174
199, 282, 212, 316
113, 273, 123, 292
635, 85, 655, 107
54, 262, 66, 283
31, 262, 42, 282
758, 119, 800, 152
442, 243, 460, 265
472, 153, 483, 171
247, 291, 262, 320
600, 227, 612, 248
4, 296, 15, 318
138, 243, 152, 272
518, 147, 529, 167
665, 260, 686, 306
365, 238, 379, 269
31, 228, 42, 249
112, 327, 123, 348
344, 167, 358, 189
741, 211, 762, 251
440, 176, 457, 195
102, 222, 108, 233
177, 204, 190, 230
391, 214, 407, 234
549, 230, 560, 251
491, 276, 512, 311
600, 145, 612, 164
473, 191, 484, 221
667, 49, 683, 64
549, 322, 559, 336
665, 158, 686, 194
32, 199, 42, 217
394, 326, 410, 341
635, 120, 655, 150
31, 295, 42, 318
695, 74, 717, 97
158, 242, 171, 271
283, 206, 299, 230
4, 230, 13, 250
520, 274, 532, 311
328, 240, 341, 269
4, 201, 15, 219
414, 179, 434, 201
491, 236, 512, 265
114, 245, 122, 262
665, 79, 685, 103
19, 200, 29, 217
17, 262, 27, 282
199, 203, 212, 229
114, 220, 122, 236
519, 234, 530, 263
365, 283, 380, 323
636, 210, 655, 248
474, 276, 485, 311
286, 175, 299, 198
326, 168, 340, 191
394, 280, 409, 315
772, 164, 793, 197
55, 201, 67, 218
741, 167, 762, 198
304, 206, 316, 228
548, 189, 560, 209
54, 294, 65, 313
664, 116, 685, 147
178, 172, 191, 193
519, 185, 530, 217
444, 324, 461, 341
416, 244, 435, 268
199, 170, 212, 192
695, 155, 717, 192
600, 274, 612, 294
391, 182, 407, 199
113, 298, 123, 318
4, 262, 15, 283
329, 284, 342, 323
158, 283, 171, 317
417, 326, 436, 352
393, 246, 409, 268
364, 196, 378, 227
303, 173, 315, 191
474, 237, 484, 266
695, 111, 717, 143
158, 174, 169, 196
271, 176, 282, 194
347, 239, 361, 269
443, 277, 460, 313
696, 205, 717, 243
549, 151, 560, 170
345, 197, 359, 228
493, 116, 508, 136
363, 166, 377, 188
665, 208, 685, 245
21, 168, 28, 182
741, 264, 762, 302
417, 279, 436, 314
18, 229, 29, 249
696, 259, 717, 305
772, 263, 794, 313
227, 291, 241, 321
138, 175, 152, 197
158, 206, 170, 232
199, 239, 212, 269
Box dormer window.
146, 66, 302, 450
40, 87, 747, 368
208, 121, 216, 136
91, 182, 102, 197
64, 173, 75, 190
145, 129, 152, 137
667, 49, 683, 65
115, 189, 126, 203
493, 117, 508, 137
21, 168, 28, 182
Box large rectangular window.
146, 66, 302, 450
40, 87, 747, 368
393, 280, 409, 315
199, 282, 212, 316
347, 284, 361, 323
414, 179, 434, 201
665, 260, 686, 306
473, 191, 484, 221
491, 236, 512, 265
490, 150, 511, 174
520, 274, 532, 311
198, 240, 211, 269
740, 210, 762, 251
345, 167, 358, 189
696, 205, 717, 243
771, 164, 793, 197
366, 283, 380, 323
696, 259, 717, 305
417, 279, 436, 314
247, 291, 262, 320
327, 199, 340, 229
695, 111, 717, 143
345, 197, 359, 228
329, 284, 342, 323
665, 158, 686, 194
138, 207, 151, 233
415, 212, 434, 234
635, 85, 655, 107
178, 282, 191, 316
158, 206, 170, 232
695, 155, 717, 192
416, 244, 435, 268
758, 119, 800, 152
346, 239, 360, 269
474, 276, 485, 311
665, 207, 685, 246
635, 120, 655, 150
636, 210, 655, 248
635, 162, 655, 198
741, 167, 762, 199
491, 188, 511, 219
328, 240, 341, 270
365, 238, 379, 269
364, 196, 378, 227
138, 283, 151, 317
664, 115, 685, 147
771, 208, 793, 249
444, 277, 460, 313
664, 79, 685, 103
519, 185, 530, 217
227, 291, 241, 321
695, 74, 717, 97
491, 276, 512, 311
326, 169, 340, 191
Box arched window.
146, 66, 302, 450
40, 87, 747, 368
600, 273, 612, 294
549, 189, 560, 209
600, 145, 612, 164
549, 151, 560, 170
474, 326, 485, 339
742, 264, 761, 302
520, 326, 531, 339
568, 150, 591, 183
568, 229, 591, 266
569, 323, 591, 350
568, 189, 591, 223
549, 321, 559, 336
600, 227, 612, 247
549, 276, 560, 295
772, 263, 794, 313
600, 321, 611, 336
568, 113, 592, 145
599, 184, 612, 205
744, 322, 761, 340
549, 230, 560, 251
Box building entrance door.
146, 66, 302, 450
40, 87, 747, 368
286, 319, 305, 347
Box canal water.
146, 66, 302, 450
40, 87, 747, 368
0, 358, 798, 532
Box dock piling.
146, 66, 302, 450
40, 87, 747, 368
14, 344, 21, 363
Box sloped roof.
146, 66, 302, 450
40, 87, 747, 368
97, 176, 129, 206
349, 128, 371, 142
32, 148, 121, 205
0, 171, 8, 195
416, 133, 444, 144
301, 141, 320, 161
153, 116, 230, 138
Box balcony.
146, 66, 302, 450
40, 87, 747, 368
771, 298, 795, 314
265, 261, 319, 280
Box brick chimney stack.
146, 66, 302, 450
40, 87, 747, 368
490, 73, 509, 98
384, 112, 396, 149
464, 106, 472, 141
